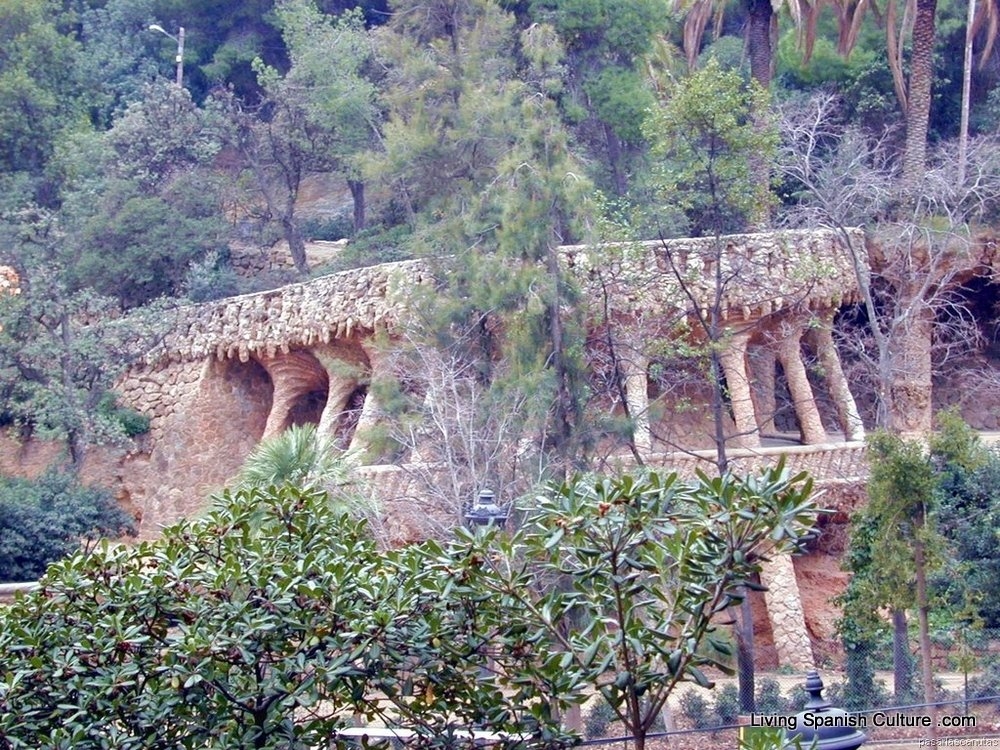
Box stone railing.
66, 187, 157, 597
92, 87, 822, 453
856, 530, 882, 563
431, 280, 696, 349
355, 441, 870, 504
142, 258, 432, 366
139, 228, 863, 369
563, 227, 863, 323
641, 441, 870, 485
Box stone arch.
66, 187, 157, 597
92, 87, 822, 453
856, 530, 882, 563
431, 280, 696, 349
194, 356, 274, 450
135, 355, 274, 536
256, 340, 374, 447
258, 350, 331, 440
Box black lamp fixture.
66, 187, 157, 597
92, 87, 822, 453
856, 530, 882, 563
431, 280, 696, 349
465, 488, 509, 529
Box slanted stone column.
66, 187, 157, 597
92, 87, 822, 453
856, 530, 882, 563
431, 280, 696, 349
809, 312, 865, 441
620, 347, 652, 457
348, 345, 385, 457
748, 345, 778, 435
759, 554, 814, 670
316, 375, 359, 439
717, 331, 759, 448
260, 350, 330, 440
776, 322, 827, 445
314, 346, 366, 441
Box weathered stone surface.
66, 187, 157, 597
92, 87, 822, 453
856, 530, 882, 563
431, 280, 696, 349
760, 554, 815, 670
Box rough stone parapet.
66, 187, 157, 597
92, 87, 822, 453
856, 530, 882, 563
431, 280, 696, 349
229, 240, 349, 276
639, 441, 869, 487
562, 227, 863, 322
138, 228, 862, 371
142, 258, 433, 367
354, 441, 872, 530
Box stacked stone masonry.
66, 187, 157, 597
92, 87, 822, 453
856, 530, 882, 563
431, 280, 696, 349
33, 229, 871, 669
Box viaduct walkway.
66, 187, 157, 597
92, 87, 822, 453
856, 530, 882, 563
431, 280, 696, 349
122, 227, 865, 473
87, 228, 869, 672
6, 228, 999, 673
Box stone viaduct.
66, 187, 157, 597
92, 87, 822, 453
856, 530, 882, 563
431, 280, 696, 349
107, 227, 866, 670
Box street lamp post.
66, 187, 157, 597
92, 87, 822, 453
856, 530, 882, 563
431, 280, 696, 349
149, 24, 185, 87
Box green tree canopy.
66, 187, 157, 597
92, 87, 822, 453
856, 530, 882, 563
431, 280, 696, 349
467, 461, 818, 750
0, 468, 135, 583
0, 483, 574, 748
645, 57, 776, 236
56, 83, 228, 309
0, 466, 818, 749
0, 0, 86, 205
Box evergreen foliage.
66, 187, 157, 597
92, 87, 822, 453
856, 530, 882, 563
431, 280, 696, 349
0, 469, 135, 582
0, 484, 576, 749
837, 412, 994, 709
645, 57, 776, 236
237, 423, 349, 490
470, 460, 817, 750
0, 210, 169, 464
0, 465, 817, 750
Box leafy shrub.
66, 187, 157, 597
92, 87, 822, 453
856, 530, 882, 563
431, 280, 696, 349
968, 660, 1000, 700
0, 469, 135, 582
680, 690, 717, 729
755, 678, 787, 715
715, 683, 741, 724
182, 249, 241, 302
300, 214, 354, 241
785, 684, 810, 713
824, 676, 892, 713
0, 484, 574, 749
96, 392, 150, 438
584, 700, 617, 738
0, 464, 819, 749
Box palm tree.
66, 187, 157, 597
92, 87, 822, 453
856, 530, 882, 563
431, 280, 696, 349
237, 423, 348, 490
237, 423, 387, 537
832, 0, 998, 192
674, 0, 819, 90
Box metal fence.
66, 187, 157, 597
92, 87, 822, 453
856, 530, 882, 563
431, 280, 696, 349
579, 631, 1000, 748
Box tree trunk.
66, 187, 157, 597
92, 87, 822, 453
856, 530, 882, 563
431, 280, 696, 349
901, 0, 938, 195
710, 349, 730, 475
892, 608, 913, 701
958, 0, 976, 185
59, 312, 86, 469
282, 216, 309, 275
745, 0, 774, 90
737, 593, 756, 712
914, 530, 938, 739
348, 178, 366, 233
745, 0, 775, 226
545, 245, 579, 472
888, 304, 933, 437
603, 123, 628, 196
